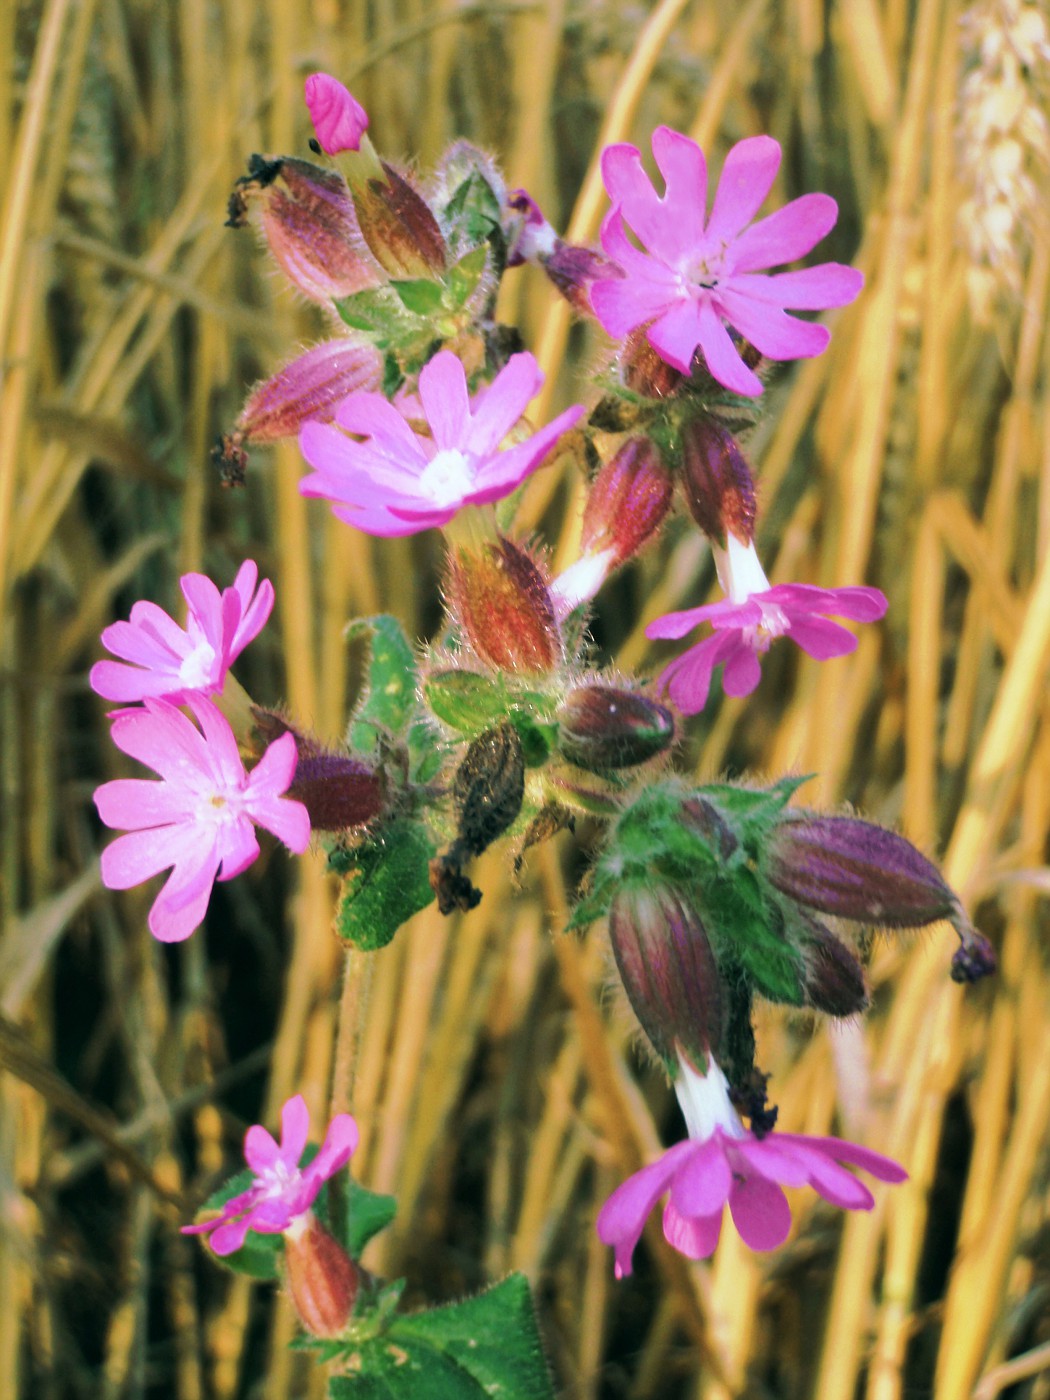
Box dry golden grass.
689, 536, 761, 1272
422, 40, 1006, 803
2, 0, 1049, 1396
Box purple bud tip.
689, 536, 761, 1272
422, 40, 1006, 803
506, 188, 545, 226
949, 916, 997, 983
304, 73, 369, 155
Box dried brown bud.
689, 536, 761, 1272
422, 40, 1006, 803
452, 721, 526, 858
352, 163, 448, 279
622, 328, 683, 399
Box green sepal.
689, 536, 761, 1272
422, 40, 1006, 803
508, 712, 557, 767
443, 170, 502, 251
326, 1273, 554, 1400
390, 277, 446, 316
348, 615, 420, 751
343, 1176, 398, 1257
425, 670, 506, 735
445, 245, 488, 309
698, 776, 812, 851
333, 818, 436, 950
334, 287, 403, 336
700, 866, 804, 1005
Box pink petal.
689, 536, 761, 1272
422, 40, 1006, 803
646, 298, 709, 376
246, 793, 312, 854
99, 824, 198, 889
715, 290, 830, 361
646, 604, 722, 641
720, 636, 763, 697
244, 1125, 281, 1172
786, 614, 860, 660
209, 1216, 254, 1256
148, 839, 222, 941
668, 1138, 733, 1217
180, 573, 226, 647
780, 1134, 908, 1183
94, 778, 194, 831
591, 266, 676, 344
109, 703, 211, 786
727, 1171, 793, 1251
660, 632, 737, 714
333, 393, 428, 466
465, 353, 545, 457
113, 601, 188, 658
468, 403, 584, 501
216, 818, 261, 881
418, 351, 471, 450
734, 1137, 812, 1189
730, 193, 839, 273
662, 1200, 723, 1259
304, 73, 369, 155
88, 660, 183, 704
245, 731, 299, 799
599, 207, 678, 283
186, 697, 248, 789
649, 126, 708, 257
596, 1141, 695, 1277
302, 1113, 359, 1192
279, 1095, 311, 1165
705, 136, 781, 245
732, 264, 864, 309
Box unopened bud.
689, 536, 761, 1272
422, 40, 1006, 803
304, 73, 369, 155
557, 683, 674, 771
679, 417, 757, 546
622, 328, 683, 400
290, 754, 387, 831
797, 914, 869, 1016
283, 1214, 357, 1338
949, 915, 997, 983
503, 190, 619, 315
235, 338, 384, 444
609, 884, 723, 1067
352, 163, 448, 279
228, 156, 381, 302
580, 437, 673, 567
766, 815, 958, 927
448, 538, 561, 675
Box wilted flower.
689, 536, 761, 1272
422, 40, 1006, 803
646, 534, 887, 714
90, 561, 274, 705
182, 1094, 358, 1256
448, 536, 562, 675
299, 349, 583, 535
94, 697, 310, 942
597, 1052, 906, 1276
591, 128, 864, 396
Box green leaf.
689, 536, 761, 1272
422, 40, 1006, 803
343, 1178, 397, 1257
334, 818, 436, 950
328, 1274, 554, 1400
335, 287, 402, 334
348, 616, 420, 750
699, 776, 812, 851
391, 277, 447, 316
425, 670, 506, 735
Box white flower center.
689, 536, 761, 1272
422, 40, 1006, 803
178, 637, 218, 689
674, 1050, 747, 1142
683, 243, 728, 291
418, 447, 475, 507
260, 1157, 300, 1199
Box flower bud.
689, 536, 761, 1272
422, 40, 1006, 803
283, 1214, 358, 1338
949, 915, 997, 983
557, 684, 674, 772
622, 328, 683, 400
236, 338, 384, 444
797, 914, 869, 1016
503, 189, 619, 315
679, 417, 757, 546
546, 243, 622, 317
227, 156, 381, 302
289, 753, 388, 831
304, 73, 369, 155
765, 815, 959, 928
609, 884, 723, 1067
351, 162, 448, 279
447, 538, 561, 676
580, 437, 673, 567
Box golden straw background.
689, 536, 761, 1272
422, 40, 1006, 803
2, 0, 1049, 1395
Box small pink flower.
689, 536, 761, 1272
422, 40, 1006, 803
597, 1055, 906, 1277
182, 1095, 359, 1256
591, 128, 864, 396
90, 561, 274, 705
304, 73, 369, 155
646, 535, 887, 714
298, 349, 584, 536
94, 697, 310, 942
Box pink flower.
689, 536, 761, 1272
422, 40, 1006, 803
646, 535, 887, 714
298, 349, 584, 536
182, 1095, 359, 1256
597, 1055, 906, 1276
591, 128, 864, 396
304, 73, 369, 155
94, 697, 311, 942
90, 561, 274, 705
